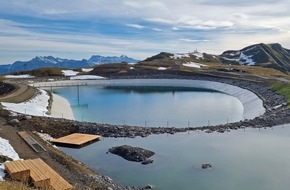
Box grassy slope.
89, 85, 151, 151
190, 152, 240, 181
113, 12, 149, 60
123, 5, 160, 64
0, 181, 34, 190
270, 82, 290, 106
0, 85, 35, 103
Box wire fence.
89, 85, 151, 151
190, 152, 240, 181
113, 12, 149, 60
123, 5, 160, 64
72, 115, 245, 128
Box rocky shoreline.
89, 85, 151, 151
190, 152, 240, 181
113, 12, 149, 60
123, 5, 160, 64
3, 74, 290, 190
74, 74, 289, 137
9, 74, 290, 138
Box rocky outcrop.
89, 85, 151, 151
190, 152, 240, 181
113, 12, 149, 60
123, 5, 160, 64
0, 155, 12, 163
108, 145, 155, 165
201, 163, 212, 169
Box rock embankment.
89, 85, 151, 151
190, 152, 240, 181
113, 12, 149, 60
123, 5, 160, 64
6, 74, 290, 138
109, 145, 155, 165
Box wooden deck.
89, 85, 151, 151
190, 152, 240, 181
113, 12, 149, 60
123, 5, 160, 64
5, 158, 72, 190
51, 133, 101, 147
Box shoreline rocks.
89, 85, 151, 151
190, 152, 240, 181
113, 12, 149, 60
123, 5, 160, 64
9, 74, 290, 139
75, 74, 290, 137
109, 145, 155, 165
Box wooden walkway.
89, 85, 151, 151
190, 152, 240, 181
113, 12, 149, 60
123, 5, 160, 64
18, 131, 46, 153
52, 133, 101, 148
5, 158, 73, 190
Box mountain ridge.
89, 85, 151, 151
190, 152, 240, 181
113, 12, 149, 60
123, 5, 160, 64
0, 55, 139, 74
1, 43, 289, 74
220, 43, 290, 72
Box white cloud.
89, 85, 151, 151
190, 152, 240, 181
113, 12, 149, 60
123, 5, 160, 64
172, 27, 180, 31
145, 18, 174, 24
0, 0, 289, 63
126, 24, 145, 29
179, 39, 210, 43
152, 28, 163, 32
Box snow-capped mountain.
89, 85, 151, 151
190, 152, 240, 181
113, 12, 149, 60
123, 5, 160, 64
220, 43, 290, 71
88, 55, 139, 64
0, 55, 139, 74
143, 51, 218, 63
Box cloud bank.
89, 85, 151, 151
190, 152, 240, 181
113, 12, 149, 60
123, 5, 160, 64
0, 0, 289, 63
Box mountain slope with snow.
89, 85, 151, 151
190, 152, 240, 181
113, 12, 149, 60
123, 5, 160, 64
0, 55, 139, 74
220, 43, 290, 72
88, 55, 139, 64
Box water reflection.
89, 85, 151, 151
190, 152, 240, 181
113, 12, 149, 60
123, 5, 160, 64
60, 125, 290, 190
52, 86, 243, 127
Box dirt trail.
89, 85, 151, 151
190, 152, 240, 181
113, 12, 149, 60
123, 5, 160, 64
0, 81, 26, 99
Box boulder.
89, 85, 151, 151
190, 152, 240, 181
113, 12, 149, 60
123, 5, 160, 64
8, 119, 19, 124
141, 159, 154, 165
0, 155, 13, 163
201, 163, 212, 169
108, 145, 155, 164
144, 184, 154, 189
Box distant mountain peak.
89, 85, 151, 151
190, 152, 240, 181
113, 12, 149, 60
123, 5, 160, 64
0, 54, 139, 74
88, 55, 139, 64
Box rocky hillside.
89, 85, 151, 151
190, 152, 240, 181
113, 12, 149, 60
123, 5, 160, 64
220, 43, 290, 72
139, 51, 219, 69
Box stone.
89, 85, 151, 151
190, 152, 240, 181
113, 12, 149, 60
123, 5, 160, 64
0, 155, 13, 163
25, 115, 32, 120
201, 163, 212, 169
141, 159, 154, 165
144, 184, 154, 189
108, 145, 155, 164
8, 119, 19, 124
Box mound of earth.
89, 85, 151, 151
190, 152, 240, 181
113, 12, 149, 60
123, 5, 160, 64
108, 145, 155, 165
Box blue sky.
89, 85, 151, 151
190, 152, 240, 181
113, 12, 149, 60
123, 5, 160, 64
0, 0, 289, 64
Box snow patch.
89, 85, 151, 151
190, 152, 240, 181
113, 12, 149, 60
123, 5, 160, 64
62, 70, 79, 76
172, 53, 190, 59
81, 68, 93, 72
0, 137, 20, 180
5, 74, 34, 79
183, 62, 207, 68
221, 57, 239, 62
172, 52, 204, 59
2, 89, 50, 117
243, 45, 257, 52
130, 67, 134, 70
229, 51, 240, 56
192, 52, 204, 59
158, 67, 167, 70
239, 52, 256, 65
34, 132, 55, 142
70, 75, 105, 80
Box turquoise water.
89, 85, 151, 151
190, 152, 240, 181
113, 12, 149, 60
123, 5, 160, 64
52, 86, 243, 127
60, 125, 290, 190
54, 85, 290, 189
